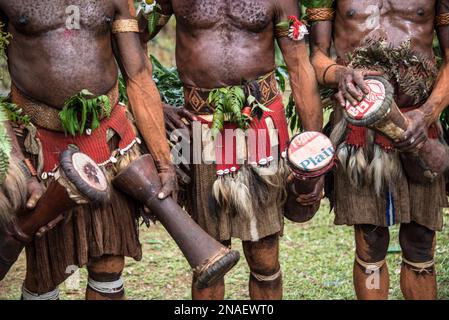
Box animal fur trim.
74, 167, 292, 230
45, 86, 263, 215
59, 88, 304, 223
331, 118, 403, 196
212, 162, 287, 242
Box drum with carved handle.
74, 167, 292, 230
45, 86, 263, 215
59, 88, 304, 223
0, 149, 109, 280
344, 76, 449, 183
112, 154, 240, 289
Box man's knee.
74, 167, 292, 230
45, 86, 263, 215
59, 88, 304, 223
243, 233, 281, 280
87, 255, 125, 298
399, 222, 435, 263
355, 224, 389, 263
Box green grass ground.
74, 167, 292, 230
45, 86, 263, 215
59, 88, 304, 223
1, 201, 448, 300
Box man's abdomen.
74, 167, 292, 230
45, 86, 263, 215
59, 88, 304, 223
7, 32, 118, 108
175, 30, 276, 89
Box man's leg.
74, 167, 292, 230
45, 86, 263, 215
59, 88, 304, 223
86, 255, 126, 300
353, 224, 390, 300
399, 222, 437, 300
191, 240, 230, 300
242, 233, 282, 300
22, 271, 59, 300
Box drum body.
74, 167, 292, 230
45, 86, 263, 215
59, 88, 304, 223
0, 149, 109, 281
285, 132, 335, 223
112, 154, 240, 289
344, 76, 449, 183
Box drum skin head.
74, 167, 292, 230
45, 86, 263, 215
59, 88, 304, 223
344, 76, 394, 126
287, 131, 335, 177
59, 149, 109, 203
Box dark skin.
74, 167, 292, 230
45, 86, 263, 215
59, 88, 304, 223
0, 0, 175, 296
138, 0, 323, 299
310, 0, 449, 300
0, 0, 176, 200
141, 0, 324, 203
311, 0, 449, 151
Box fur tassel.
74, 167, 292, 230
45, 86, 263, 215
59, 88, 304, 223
384, 149, 402, 188
336, 143, 349, 173
212, 169, 254, 219
212, 161, 288, 241
367, 145, 384, 196
330, 119, 347, 146
0, 157, 28, 227
339, 143, 403, 196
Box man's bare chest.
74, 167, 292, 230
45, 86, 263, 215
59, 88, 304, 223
336, 0, 435, 24
172, 0, 274, 32
2, 0, 115, 34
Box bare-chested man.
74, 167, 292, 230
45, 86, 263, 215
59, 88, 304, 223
309, 0, 449, 299
137, 0, 323, 300
0, 0, 175, 300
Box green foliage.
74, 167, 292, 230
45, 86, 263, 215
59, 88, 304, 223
208, 86, 246, 137
118, 55, 184, 108
441, 108, 449, 132
118, 75, 129, 106
0, 107, 12, 183
150, 55, 184, 106
0, 21, 11, 54
0, 21, 11, 83
147, 4, 162, 37
302, 0, 334, 8
59, 90, 111, 136
0, 97, 30, 125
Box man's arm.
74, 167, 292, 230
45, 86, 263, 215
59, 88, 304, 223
113, 0, 176, 199
420, 0, 449, 126
275, 0, 322, 132
3, 122, 43, 209
309, 17, 382, 107
394, 0, 449, 151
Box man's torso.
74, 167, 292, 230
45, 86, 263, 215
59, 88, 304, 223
0, 0, 119, 108
333, 0, 437, 106
171, 0, 278, 88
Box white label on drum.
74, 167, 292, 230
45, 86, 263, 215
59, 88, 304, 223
72, 153, 108, 191
345, 79, 386, 120
288, 132, 335, 172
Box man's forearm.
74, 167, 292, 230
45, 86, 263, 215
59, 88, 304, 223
289, 66, 323, 132
126, 63, 172, 171
281, 41, 323, 132
311, 49, 346, 87
420, 63, 449, 126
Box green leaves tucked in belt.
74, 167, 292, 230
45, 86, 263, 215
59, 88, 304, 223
207, 86, 271, 138
59, 90, 111, 136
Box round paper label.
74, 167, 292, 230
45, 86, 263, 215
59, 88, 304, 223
288, 132, 335, 172
72, 152, 108, 191
345, 79, 386, 120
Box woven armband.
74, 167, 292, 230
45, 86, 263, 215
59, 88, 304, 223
112, 19, 139, 34
436, 13, 449, 27
306, 8, 335, 22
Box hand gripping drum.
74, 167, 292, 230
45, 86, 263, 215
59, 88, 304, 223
344, 76, 449, 183
284, 131, 336, 223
